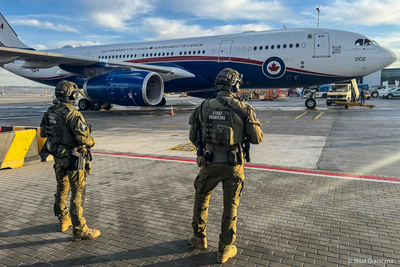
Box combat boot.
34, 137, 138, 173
59, 217, 72, 232
217, 245, 237, 263
188, 235, 207, 249
72, 228, 101, 241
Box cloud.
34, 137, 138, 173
9, 19, 78, 32
162, 0, 293, 22
81, 0, 155, 30
322, 0, 400, 26
142, 18, 272, 40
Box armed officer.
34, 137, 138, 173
40, 81, 100, 241
188, 68, 263, 263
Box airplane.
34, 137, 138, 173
0, 13, 396, 110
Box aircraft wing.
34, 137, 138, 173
0, 47, 184, 75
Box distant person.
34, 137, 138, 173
188, 68, 263, 263
360, 89, 366, 103
40, 81, 100, 241
249, 92, 253, 102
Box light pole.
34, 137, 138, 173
316, 7, 320, 28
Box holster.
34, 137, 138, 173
67, 150, 86, 171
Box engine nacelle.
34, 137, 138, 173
83, 71, 164, 106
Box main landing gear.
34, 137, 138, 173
78, 98, 113, 111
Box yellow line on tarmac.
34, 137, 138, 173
260, 121, 269, 125
151, 125, 184, 128
313, 112, 324, 120
294, 111, 308, 119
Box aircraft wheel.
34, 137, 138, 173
326, 100, 331, 106
305, 98, 317, 109
104, 103, 113, 110
91, 100, 101, 111
157, 97, 166, 106
78, 99, 90, 111
345, 105, 349, 109
372, 92, 378, 98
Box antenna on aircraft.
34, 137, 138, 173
316, 7, 321, 28
283, 25, 287, 29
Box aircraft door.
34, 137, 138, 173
314, 33, 330, 57
218, 40, 233, 62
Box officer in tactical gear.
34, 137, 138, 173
40, 80, 100, 241
188, 68, 263, 263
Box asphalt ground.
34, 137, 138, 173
1, 94, 400, 266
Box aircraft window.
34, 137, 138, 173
277, 45, 281, 49
265, 45, 268, 50
193, 51, 196, 54
372, 40, 380, 46
248, 46, 252, 51
271, 45, 275, 49
198, 50, 200, 54
112, 55, 115, 59
123, 55, 125, 58
242, 47, 246, 51
184, 51, 187, 55
171, 52, 174, 56
202, 50, 205, 54
150, 53, 152, 57
146, 53, 148, 57
162, 52, 165, 56
364, 39, 373, 46
180, 52, 182, 55
188, 51, 191, 55
142, 54, 145, 57
134, 54, 137, 57
259, 46, 263, 50
283, 44, 287, 49
289, 44, 293, 48
167, 52, 169, 56
120, 55, 122, 58
254, 46, 257, 51
296, 43, 299, 48
355, 39, 363, 46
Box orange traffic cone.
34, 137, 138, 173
170, 105, 175, 115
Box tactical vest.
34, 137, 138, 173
44, 105, 77, 157
200, 98, 245, 148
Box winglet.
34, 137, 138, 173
0, 13, 31, 49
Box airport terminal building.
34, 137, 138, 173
363, 68, 400, 87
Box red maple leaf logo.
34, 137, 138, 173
268, 62, 280, 72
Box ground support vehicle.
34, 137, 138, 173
325, 79, 373, 109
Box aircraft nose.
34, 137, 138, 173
383, 47, 398, 68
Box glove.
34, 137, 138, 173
196, 156, 207, 168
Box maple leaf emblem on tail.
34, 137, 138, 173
268, 62, 280, 72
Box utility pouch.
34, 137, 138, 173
211, 125, 234, 146
228, 151, 238, 166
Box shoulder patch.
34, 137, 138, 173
80, 123, 87, 131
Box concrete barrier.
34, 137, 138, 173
0, 129, 41, 169
0, 126, 52, 162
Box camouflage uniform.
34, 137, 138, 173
40, 81, 99, 240
189, 69, 263, 257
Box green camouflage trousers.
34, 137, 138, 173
191, 162, 244, 253
53, 156, 88, 235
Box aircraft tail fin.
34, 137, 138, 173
0, 13, 31, 49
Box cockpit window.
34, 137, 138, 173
372, 40, 379, 46
364, 39, 373, 46
355, 39, 363, 46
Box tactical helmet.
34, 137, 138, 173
214, 68, 243, 93
55, 81, 79, 104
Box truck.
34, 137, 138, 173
326, 83, 356, 106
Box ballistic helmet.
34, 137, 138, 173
55, 81, 79, 104
214, 68, 243, 93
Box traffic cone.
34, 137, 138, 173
169, 105, 175, 115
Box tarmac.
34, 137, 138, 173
1, 94, 400, 266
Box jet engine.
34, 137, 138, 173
82, 70, 164, 108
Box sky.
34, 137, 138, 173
0, 0, 400, 86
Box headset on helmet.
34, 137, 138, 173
55, 81, 79, 104
214, 68, 243, 93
